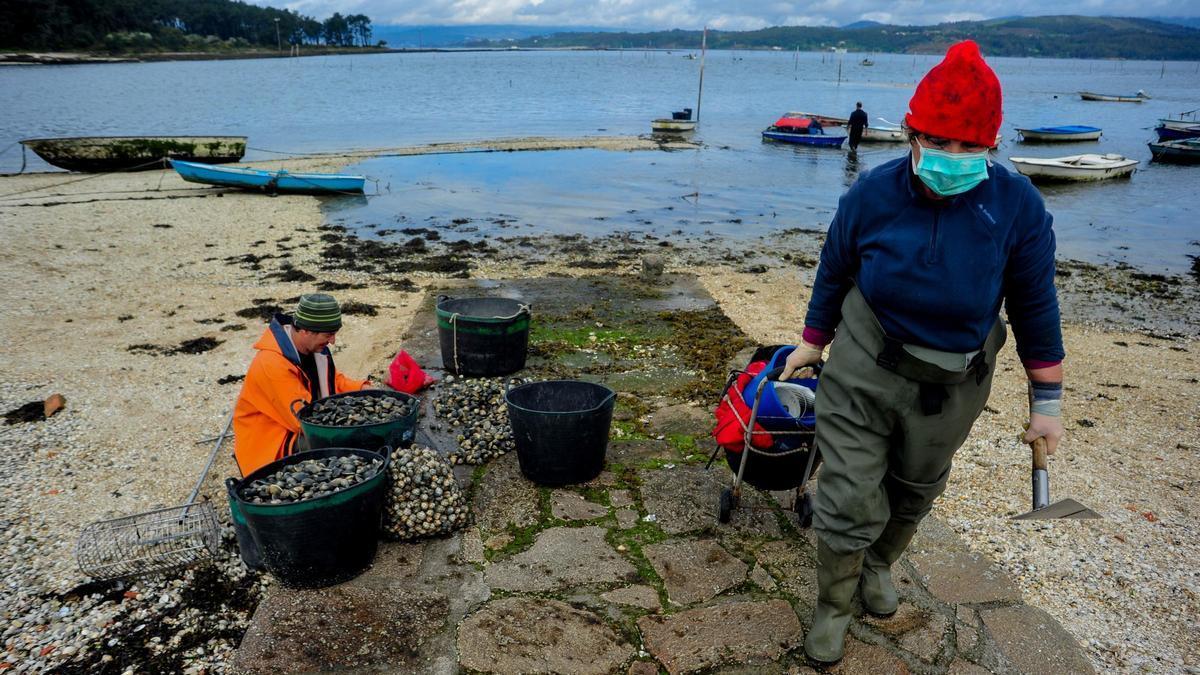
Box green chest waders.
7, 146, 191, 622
805, 287, 1006, 662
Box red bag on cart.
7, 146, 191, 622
712, 361, 774, 452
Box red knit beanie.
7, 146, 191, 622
905, 40, 1002, 148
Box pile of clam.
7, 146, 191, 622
383, 445, 469, 540
302, 394, 416, 427
433, 375, 528, 465
240, 454, 384, 504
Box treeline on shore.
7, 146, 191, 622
478, 15, 1200, 61
0, 0, 378, 53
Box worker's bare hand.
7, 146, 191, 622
1023, 413, 1063, 454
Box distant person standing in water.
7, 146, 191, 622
848, 102, 869, 150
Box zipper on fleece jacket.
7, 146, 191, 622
926, 208, 940, 265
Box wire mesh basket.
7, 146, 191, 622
76, 501, 221, 581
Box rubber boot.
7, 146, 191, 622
859, 520, 919, 616
804, 540, 866, 664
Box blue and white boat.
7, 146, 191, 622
1016, 126, 1103, 142
169, 159, 365, 194
762, 115, 847, 148
1155, 112, 1200, 141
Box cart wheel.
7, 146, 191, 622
794, 493, 814, 529
718, 488, 735, 524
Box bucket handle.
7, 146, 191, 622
225, 476, 241, 502
289, 398, 308, 419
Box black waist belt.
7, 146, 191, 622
840, 286, 1007, 414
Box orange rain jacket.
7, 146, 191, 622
233, 314, 367, 476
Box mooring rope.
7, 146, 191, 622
0, 157, 167, 200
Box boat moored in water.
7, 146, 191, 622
1155, 111, 1200, 141
761, 116, 847, 147
169, 159, 365, 194
1148, 138, 1200, 164
20, 135, 246, 172
651, 108, 696, 134
1016, 126, 1103, 142
1009, 153, 1138, 182
1078, 90, 1149, 102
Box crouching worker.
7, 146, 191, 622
233, 293, 370, 476
780, 40, 1064, 664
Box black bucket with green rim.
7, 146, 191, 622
292, 390, 419, 451
226, 447, 389, 587
436, 296, 531, 376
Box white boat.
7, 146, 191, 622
861, 125, 905, 142
650, 118, 697, 133
1016, 125, 1103, 142
1009, 153, 1138, 182
1078, 90, 1149, 102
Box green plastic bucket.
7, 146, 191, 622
292, 390, 419, 451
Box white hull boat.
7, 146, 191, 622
1009, 153, 1138, 182
651, 118, 697, 133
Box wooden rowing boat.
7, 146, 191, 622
1009, 154, 1137, 182
169, 160, 365, 194
1016, 126, 1103, 142
20, 136, 246, 172
1078, 90, 1149, 102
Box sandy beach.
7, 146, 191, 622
0, 140, 1197, 672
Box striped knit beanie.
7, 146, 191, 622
293, 293, 342, 332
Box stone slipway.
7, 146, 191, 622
232, 274, 1092, 674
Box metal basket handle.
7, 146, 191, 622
290, 398, 307, 418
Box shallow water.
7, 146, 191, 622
2, 50, 1198, 271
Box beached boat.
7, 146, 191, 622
762, 116, 847, 147
1016, 126, 1103, 142
169, 159, 365, 194
20, 136, 246, 172
1009, 154, 1137, 182
1148, 138, 1200, 164
1078, 90, 1149, 102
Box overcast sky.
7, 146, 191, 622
252, 0, 1198, 30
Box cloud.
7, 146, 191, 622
249, 0, 1198, 29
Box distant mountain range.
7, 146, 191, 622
376, 16, 1200, 60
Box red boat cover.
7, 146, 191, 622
773, 117, 812, 129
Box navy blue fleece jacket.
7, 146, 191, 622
804, 155, 1065, 364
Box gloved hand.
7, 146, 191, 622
1023, 413, 1064, 454
779, 341, 824, 380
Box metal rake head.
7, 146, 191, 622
76, 501, 221, 581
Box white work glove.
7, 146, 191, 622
779, 341, 824, 381
1024, 413, 1064, 455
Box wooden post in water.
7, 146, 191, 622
696, 27, 708, 124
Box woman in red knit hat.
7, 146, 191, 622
779, 40, 1065, 663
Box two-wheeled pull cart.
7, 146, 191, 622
710, 365, 822, 527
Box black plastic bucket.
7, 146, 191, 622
505, 380, 616, 486
225, 447, 390, 587
436, 296, 531, 376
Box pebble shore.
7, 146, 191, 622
0, 148, 1197, 672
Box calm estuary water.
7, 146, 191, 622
2, 50, 1198, 272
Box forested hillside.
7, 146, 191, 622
0, 0, 376, 52
486, 16, 1200, 60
